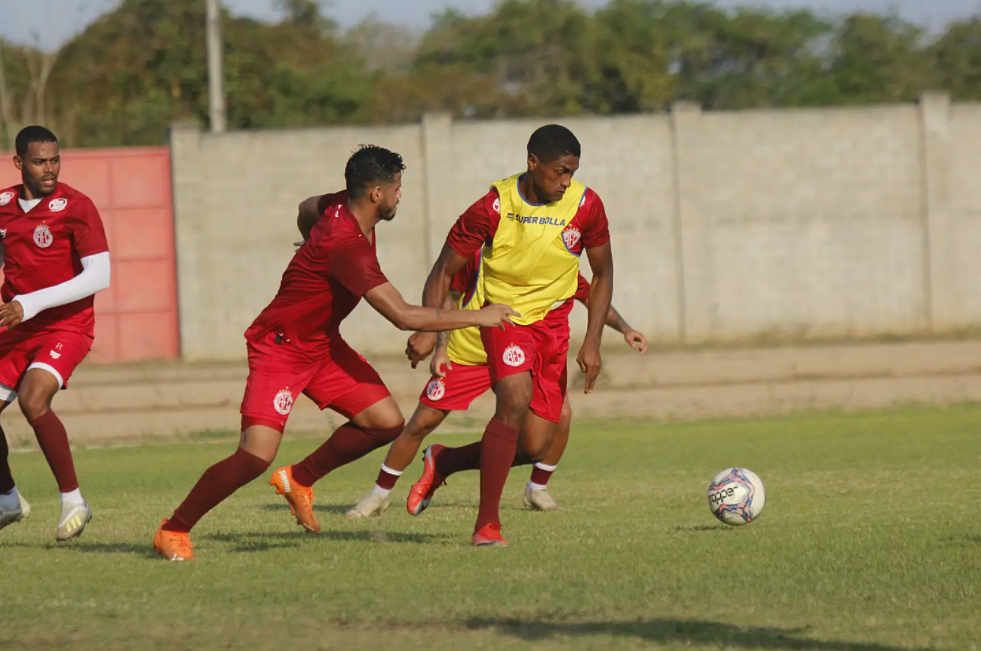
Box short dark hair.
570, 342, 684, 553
527, 125, 581, 163
16, 125, 59, 157
345, 145, 405, 199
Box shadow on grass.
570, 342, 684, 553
65, 542, 158, 557
203, 530, 450, 545
674, 524, 730, 533
464, 618, 944, 651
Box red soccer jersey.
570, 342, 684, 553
445, 184, 611, 260
245, 191, 389, 356
0, 183, 109, 334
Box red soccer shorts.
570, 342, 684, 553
240, 333, 391, 432
479, 309, 572, 424
0, 325, 93, 400
419, 363, 492, 412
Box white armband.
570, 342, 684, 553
14, 252, 111, 322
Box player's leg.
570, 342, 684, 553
289, 396, 404, 489
18, 366, 93, 542
348, 402, 447, 519
523, 397, 570, 511
0, 398, 31, 530
156, 421, 280, 560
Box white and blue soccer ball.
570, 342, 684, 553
707, 467, 766, 526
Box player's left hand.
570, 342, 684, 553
0, 300, 24, 329
577, 340, 602, 394
406, 332, 438, 368
623, 328, 647, 354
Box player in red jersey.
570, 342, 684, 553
0, 126, 111, 542
153, 145, 516, 561
346, 253, 646, 519
405, 125, 614, 545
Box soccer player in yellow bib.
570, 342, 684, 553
405, 125, 614, 546
345, 251, 645, 520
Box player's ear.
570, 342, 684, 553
12, 155, 23, 172
369, 185, 382, 205
527, 153, 538, 172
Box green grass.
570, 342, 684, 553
2, 405, 980, 651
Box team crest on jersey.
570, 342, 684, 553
562, 227, 581, 250
502, 344, 526, 368
0, 229, 6, 239
0, 191, 14, 206
48, 198, 68, 212
273, 388, 294, 416
425, 378, 446, 401
492, 197, 501, 214
33, 223, 53, 248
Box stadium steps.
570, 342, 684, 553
4, 340, 981, 446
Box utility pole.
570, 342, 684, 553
206, 0, 226, 133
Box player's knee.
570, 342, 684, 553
17, 390, 52, 422
520, 439, 548, 462
364, 422, 404, 445
236, 447, 272, 479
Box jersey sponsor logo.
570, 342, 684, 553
0, 191, 14, 206
562, 227, 581, 250
425, 378, 446, 401
33, 223, 53, 248
492, 197, 501, 214
48, 198, 68, 212
505, 213, 567, 227
273, 388, 294, 416
502, 344, 526, 368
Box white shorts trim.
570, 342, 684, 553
0, 383, 16, 402
27, 362, 65, 389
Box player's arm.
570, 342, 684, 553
578, 241, 613, 394
0, 252, 111, 328
296, 195, 324, 242
430, 290, 463, 377
578, 290, 648, 355
364, 282, 516, 332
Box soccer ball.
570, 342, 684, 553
707, 467, 766, 526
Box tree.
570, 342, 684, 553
930, 18, 981, 101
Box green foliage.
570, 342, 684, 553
13, 0, 981, 146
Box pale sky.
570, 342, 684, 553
3, 0, 979, 50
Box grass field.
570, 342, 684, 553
2, 404, 980, 651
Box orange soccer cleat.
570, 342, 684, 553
269, 465, 320, 533
406, 444, 446, 516
153, 519, 196, 561
472, 522, 508, 547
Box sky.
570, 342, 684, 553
3, 0, 978, 50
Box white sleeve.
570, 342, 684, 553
14, 251, 111, 322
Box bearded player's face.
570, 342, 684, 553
529, 153, 579, 204
15, 141, 61, 199
376, 173, 402, 222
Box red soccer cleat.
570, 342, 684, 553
472, 522, 508, 547
406, 444, 446, 516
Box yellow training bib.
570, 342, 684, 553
446, 257, 488, 366
482, 173, 585, 326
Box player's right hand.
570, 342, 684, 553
431, 347, 453, 378
478, 304, 520, 330
623, 328, 648, 354
0, 300, 24, 330
406, 332, 438, 368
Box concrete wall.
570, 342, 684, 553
171, 95, 981, 360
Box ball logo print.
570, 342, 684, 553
48, 198, 68, 212
562, 227, 581, 250
425, 378, 446, 401
0, 191, 14, 206
707, 467, 766, 526
502, 344, 525, 368
273, 388, 294, 416
33, 223, 53, 248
